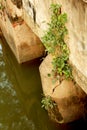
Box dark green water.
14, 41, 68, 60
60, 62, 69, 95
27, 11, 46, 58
0, 37, 87, 130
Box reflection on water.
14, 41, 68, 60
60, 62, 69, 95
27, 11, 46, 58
0, 37, 87, 130
0, 39, 36, 130
0, 38, 59, 130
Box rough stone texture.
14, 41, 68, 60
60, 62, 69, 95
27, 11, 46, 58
0, 0, 44, 63
0, 28, 2, 37
22, 0, 53, 38
39, 54, 87, 123
22, 0, 87, 94
11, 0, 22, 9
59, 0, 87, 94
5, 0, 23, 18
83, 0, 87, 3
0, 12, 44, 63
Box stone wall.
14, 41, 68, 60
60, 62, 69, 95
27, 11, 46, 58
22, 0, 53, 38
22, 0, 87, 94
0, 0, 87, 123
0, 0, 44, 63
39, 54, 87, 123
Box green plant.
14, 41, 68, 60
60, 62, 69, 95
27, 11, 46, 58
0, 3, 5, 10
41, 96, 56, 110
42, 4, 73, 80
0, 3, 2, 10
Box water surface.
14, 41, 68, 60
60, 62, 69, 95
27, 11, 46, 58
0, 37, 87, 130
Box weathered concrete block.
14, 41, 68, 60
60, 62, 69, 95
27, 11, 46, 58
59, 0, 87, 94
22, 0, 54, 38
39, 54, 87, 123
3, 0, 22, 18
0, 11, 44, 63
0, 28, 2, 37
22, 0, 87, 93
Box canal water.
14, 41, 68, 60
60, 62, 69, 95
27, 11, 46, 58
0, 37, 87, 130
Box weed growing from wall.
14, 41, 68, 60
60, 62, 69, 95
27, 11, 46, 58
42, 4, 73, 80
41, 95, 56, 110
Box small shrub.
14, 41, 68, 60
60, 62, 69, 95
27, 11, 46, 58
42, 4, 73, 80
41, 96, 56, 110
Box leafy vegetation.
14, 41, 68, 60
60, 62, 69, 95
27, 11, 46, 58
42, 4, 73, 80
0, 1, 5, 10
41, 96, 56, 110
0, 3, 3, 10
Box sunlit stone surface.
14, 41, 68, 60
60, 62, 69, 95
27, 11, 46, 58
0, 0, 44, 63
23, 0, 87, 93
39, 54, 87, 123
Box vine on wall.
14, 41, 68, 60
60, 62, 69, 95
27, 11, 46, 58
42, 4, 73, 81
41, 4, 74, 110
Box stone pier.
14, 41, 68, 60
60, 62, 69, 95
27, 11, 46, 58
22, 0, 87, 123
0, 0, 44, 63
0, 0, 87, 124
